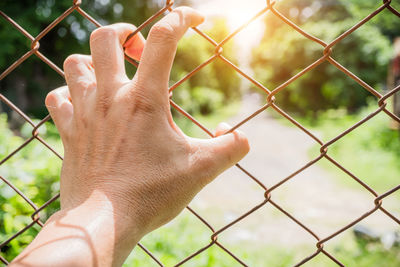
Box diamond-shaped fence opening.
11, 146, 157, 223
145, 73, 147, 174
1, 0, 400, 266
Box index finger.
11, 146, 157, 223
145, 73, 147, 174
133, 7, 204, 106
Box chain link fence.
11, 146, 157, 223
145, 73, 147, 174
1, 0, 400, 266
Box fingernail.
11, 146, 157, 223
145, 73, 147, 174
124, 32, 145, 61
125, 45, 144, 61
124, 33, 135, 48
124, 32, 145, 48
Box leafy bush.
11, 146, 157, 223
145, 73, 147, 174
0, 114, 62, 260
174, 86, 224, 115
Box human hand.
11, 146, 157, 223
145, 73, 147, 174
48, 5, 249, 234
12, 6, 249, 267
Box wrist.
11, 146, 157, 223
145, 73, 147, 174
13, 193, 143, 267
57, 190, 144, 266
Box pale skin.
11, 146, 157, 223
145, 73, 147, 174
10, 7, 249, 267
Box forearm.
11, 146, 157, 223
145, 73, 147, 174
10, 192, 142, 267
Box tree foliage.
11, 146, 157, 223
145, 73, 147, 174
251, 0, 400, 116
171, 18, 240, 115
0, 0, 159, 119
0, 1, 240, 121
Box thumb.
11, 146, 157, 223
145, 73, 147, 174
190, 122, 250, 185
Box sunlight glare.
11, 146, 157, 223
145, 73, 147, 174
194, 0, 266, 47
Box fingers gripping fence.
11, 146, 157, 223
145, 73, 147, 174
1, 0, 400, 265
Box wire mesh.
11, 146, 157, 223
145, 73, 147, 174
1, 0, 400, 266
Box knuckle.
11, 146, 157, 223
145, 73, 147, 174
131, 90, 156, 114
124, 81, 157, 115
149, 22, 177, 43
95, 94, 112, 117
174, 6, 190, 12
75, 78, 96, 90
63, 54, 81, 70
45, 91, 57, 107
90, 26, 117, 44
172, 6, 200, 26
173, 6, 192, 17
76, 113, 88, 129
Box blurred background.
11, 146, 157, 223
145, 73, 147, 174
1, 0, 400, 266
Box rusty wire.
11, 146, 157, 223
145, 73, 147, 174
1, 0, 400, 266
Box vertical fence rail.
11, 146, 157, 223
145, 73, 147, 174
1, 0, 400, 266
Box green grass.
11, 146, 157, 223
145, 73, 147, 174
123, 212, 400, 266
284, 104, 400, 194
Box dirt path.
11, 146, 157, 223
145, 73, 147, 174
190, 94, 399, 247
